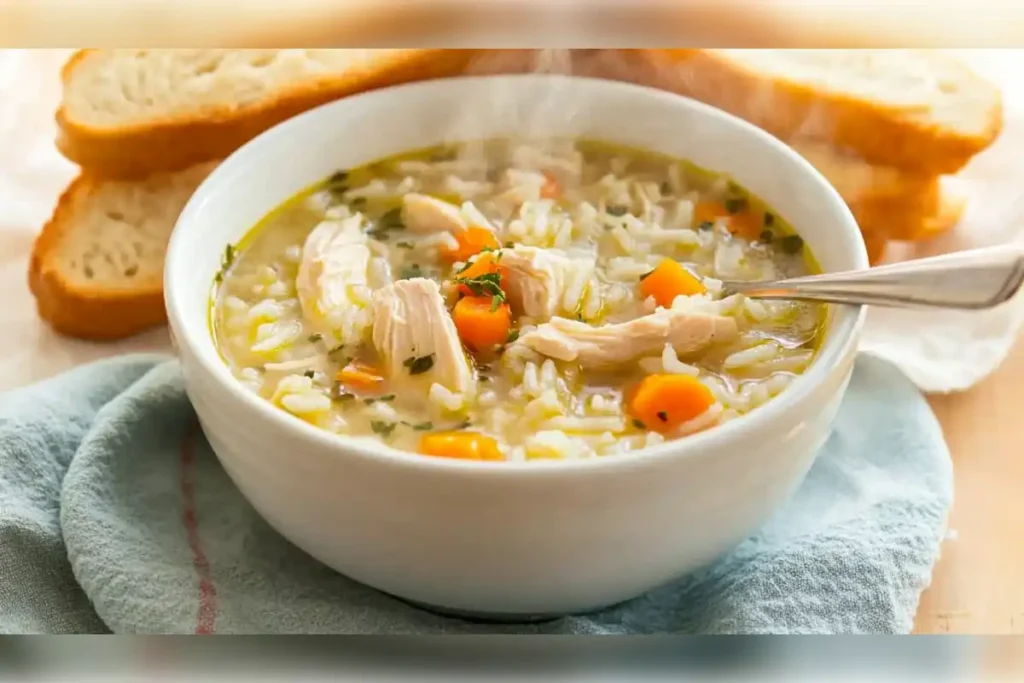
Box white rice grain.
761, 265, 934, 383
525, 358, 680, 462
673, 403, 725, 437
251, 320, 302, 353
646, 229, 701, 247
661, 344, 700, 376
724, 342, 782, 369
281, 393, 332, 415
429, 383, 466, 413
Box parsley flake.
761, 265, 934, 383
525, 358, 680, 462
370, 421, 397, 438
404, 354, 435, 376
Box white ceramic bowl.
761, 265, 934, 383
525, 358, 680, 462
166, 74, 867, 618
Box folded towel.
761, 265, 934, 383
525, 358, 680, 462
0, 353, 951, 634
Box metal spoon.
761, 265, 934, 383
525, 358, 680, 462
721, 245, 1024, 310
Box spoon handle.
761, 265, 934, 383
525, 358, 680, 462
723, 245, 1024, 310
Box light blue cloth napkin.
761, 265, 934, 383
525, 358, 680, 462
0, 353, 951, 634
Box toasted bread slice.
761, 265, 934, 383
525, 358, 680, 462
29, 162, 217, 340
608, 49, 1002, 175
905, 189, 967, 242
56, 49, 482, 178
792, 141, 939, 208
858, 187, 966, 264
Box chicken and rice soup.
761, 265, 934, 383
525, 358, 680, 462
212, 140, 826, 462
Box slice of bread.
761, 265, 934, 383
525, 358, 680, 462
56, 49, 482, 178
613, 49, 1003, 175
858, 187, 966, 264
29, 162, 217, 340
792, 141, 940, 209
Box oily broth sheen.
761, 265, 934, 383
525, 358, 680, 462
211, 138, 827, 461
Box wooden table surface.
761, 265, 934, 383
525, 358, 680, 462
914, 330, 1024, 633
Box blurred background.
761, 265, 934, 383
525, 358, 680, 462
3, 0, 1024, 48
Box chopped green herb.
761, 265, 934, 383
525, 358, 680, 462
763, 212, 775, 227
632, 419, 646, 430
308, 333, 323, 343
656, 411, 669, 422
780, 234, 805, 255
350, 197, 367, 209
327, 344, 346, 356
399, 264, 423, 280
379, 394, 396, 402
404, 354, 435, 376
698, 221, 713, 232
396, 241, 414, 249
454, 419, 472, 430
660, 181, 672, 194
412, 421, 434, 431
724, 197, 748, 214
214, 272, 223, 283
327, 170, 349, 185
454, 271, 505, 303
221, 244, 236, 270
506, 329, 520, 344
504, 241, 515, 248
303, 370, 316, 379
759, 230, 774, 244
377, 207, 404, 229
639, 269, 655, 281
454, 259, 475, 275
363, 398, 377, 405
370, 421, 397, 438
430, 148, 457, 162
606, 204, 630, 217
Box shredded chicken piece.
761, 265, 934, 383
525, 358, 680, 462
295, 214, 371, 340
371, 278, 475, 397
513, 309, 738, 368
400, 193, 468, 235
499, 245, 590, 321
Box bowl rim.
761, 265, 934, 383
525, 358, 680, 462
166, 72, 868, 476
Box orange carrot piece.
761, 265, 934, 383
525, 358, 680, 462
540, 172, 561, 200
419, 432, 504, 461
727, 211, 763, 240
628, 374, 715, 434
693, 201, 730, 226
454, 253, 508, 297
452, 295, 512, 350
443, 226, 500, 264
640, 259, 706, 308
693, 200, 762, 240
336, 361, 384, 392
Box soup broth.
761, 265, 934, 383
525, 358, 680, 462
212, 139, 826, 462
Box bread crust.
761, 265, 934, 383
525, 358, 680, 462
857, 189, 966, 265
30, 174, 170, 341
604, 49, 1002, 175
55, 49, 485, 179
